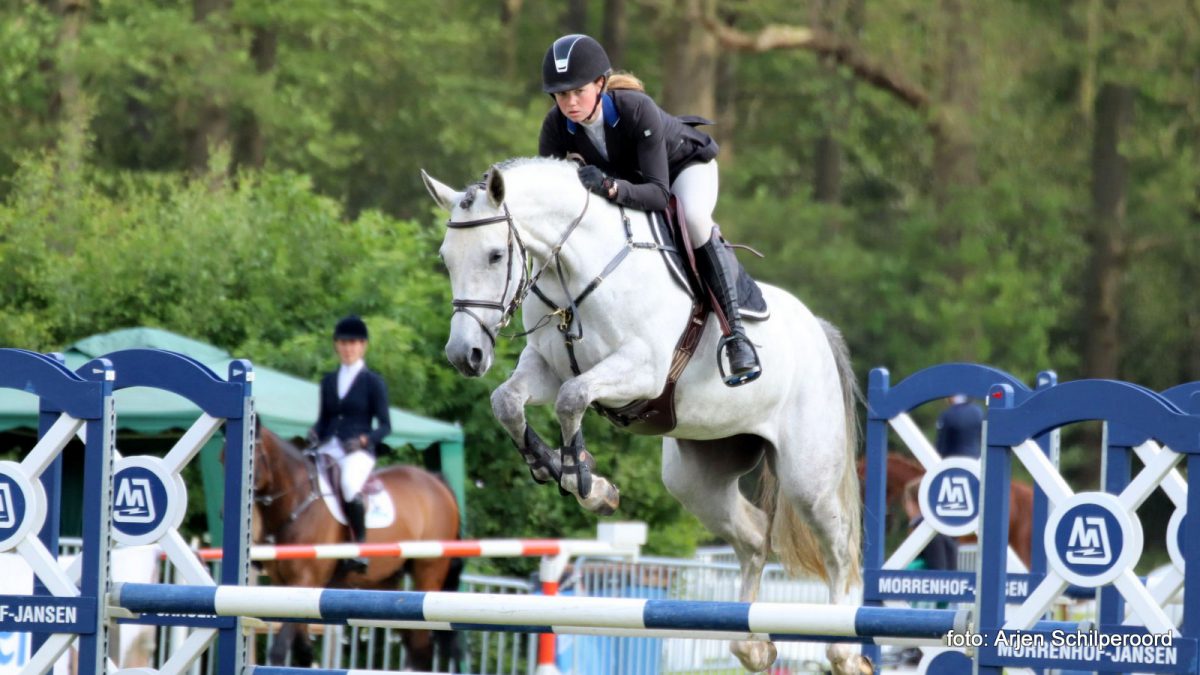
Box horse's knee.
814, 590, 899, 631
490, 385, 524, 427
555, 380, 590, 421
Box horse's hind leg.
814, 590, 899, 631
662, 437, 778, 672
775, 439, 872, 675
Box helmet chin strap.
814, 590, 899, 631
584, 76, 607, 123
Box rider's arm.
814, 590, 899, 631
367, 373, 392, 449
310, 373, 334, 442
609, 93, 669, 212
538, 108, 569, 159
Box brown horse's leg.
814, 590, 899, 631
269, 623, 314, 666
402, 558, 453, 669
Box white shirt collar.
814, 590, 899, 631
337, 360, 365, 398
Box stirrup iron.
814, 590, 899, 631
717, 334, 762, 387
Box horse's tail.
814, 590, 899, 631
764, 318, 863, 590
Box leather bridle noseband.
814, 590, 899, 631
446, 188, 592, 345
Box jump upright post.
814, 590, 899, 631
977, 379, 1200, 673
95, 348, 256, 675
862, 364, 1056, 668
0, 349, 115, 674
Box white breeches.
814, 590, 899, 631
670, 160, 719, 246
317, 439, 376, 499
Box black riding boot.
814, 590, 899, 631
695, 238, 762, 386
344, 496, 369, 574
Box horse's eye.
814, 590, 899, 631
488, 250, 504, 264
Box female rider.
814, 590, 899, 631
537, 34, 760, 386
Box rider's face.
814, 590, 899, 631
335, 338, 367, 365
553, 78, 604, 124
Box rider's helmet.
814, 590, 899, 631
541, 34, 612, 94
333, 315, 369, 341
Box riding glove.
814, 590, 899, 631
578, 165, 616, 199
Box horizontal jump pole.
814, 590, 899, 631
231, 615, 951, 647
249, 669, 430, 675
112, 582, 970, 642
186, 538, 635, 562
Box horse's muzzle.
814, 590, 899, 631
445, 339, 492, 378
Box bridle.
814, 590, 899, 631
252, 435, 322, 524
446, 181, 592, 345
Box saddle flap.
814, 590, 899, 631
661, 200, 768, 321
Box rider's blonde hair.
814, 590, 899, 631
606, 71, 645, 92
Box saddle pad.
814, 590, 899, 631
317, 471, 396, 529
648, 211, 769, 321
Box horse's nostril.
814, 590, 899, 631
469, 348, 484, 370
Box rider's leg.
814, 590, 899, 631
340, 449, 375, 573
671, 162, 761, 386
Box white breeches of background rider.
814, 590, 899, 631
670, 160, 719, 246
316, 438, 375, 500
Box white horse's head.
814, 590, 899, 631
423, 165, 527, 377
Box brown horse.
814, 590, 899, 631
252, 426, 462, 668
858, 454, 1035, 568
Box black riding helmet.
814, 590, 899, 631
541, 34, 612, 94
333, 315, 368, 341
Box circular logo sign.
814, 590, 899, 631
919, 649, 973, 675
1167, 507, 1186, 573
1045, 492, 1141, 587
0, 461, 46, 552
918, 457, 981, 536
112, 456, 185, 546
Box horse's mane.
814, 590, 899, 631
260, 425, 308, 463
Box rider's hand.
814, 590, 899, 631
578, 165, 617, 199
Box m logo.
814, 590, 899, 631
0, 484, 15, 529
935, 476, 975, 517
114, 477, 157, 524
1065, 516, 1112, 565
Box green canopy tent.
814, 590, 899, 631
0, 327, 465, 542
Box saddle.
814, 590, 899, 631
314, 452, 384, 501
591, 197, 768, 435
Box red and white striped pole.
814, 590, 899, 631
188, 538, 636, 562
536, 552, 570, 675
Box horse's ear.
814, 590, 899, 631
485, 166, 505, 207
421, 169, 462, 212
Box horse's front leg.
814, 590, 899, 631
491, 346, 564, 485
555, 347, 662, 514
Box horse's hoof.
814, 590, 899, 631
827, 644, 872, 675
577, 478, 619, 516
731, 639, 777, 672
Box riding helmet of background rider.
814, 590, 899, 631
538, 34, 762, 386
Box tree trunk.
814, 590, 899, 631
662, 0, 717, 120
562, 0, 587, 34
602, 0, 627, 67
54, 0, 89, 171
811, 0, 851, 204
1082, 83, 1133, 380
500, 0, 524, 81
932, 0, 980, 209
235, 26, 276, 171
187, 0, 232, 175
